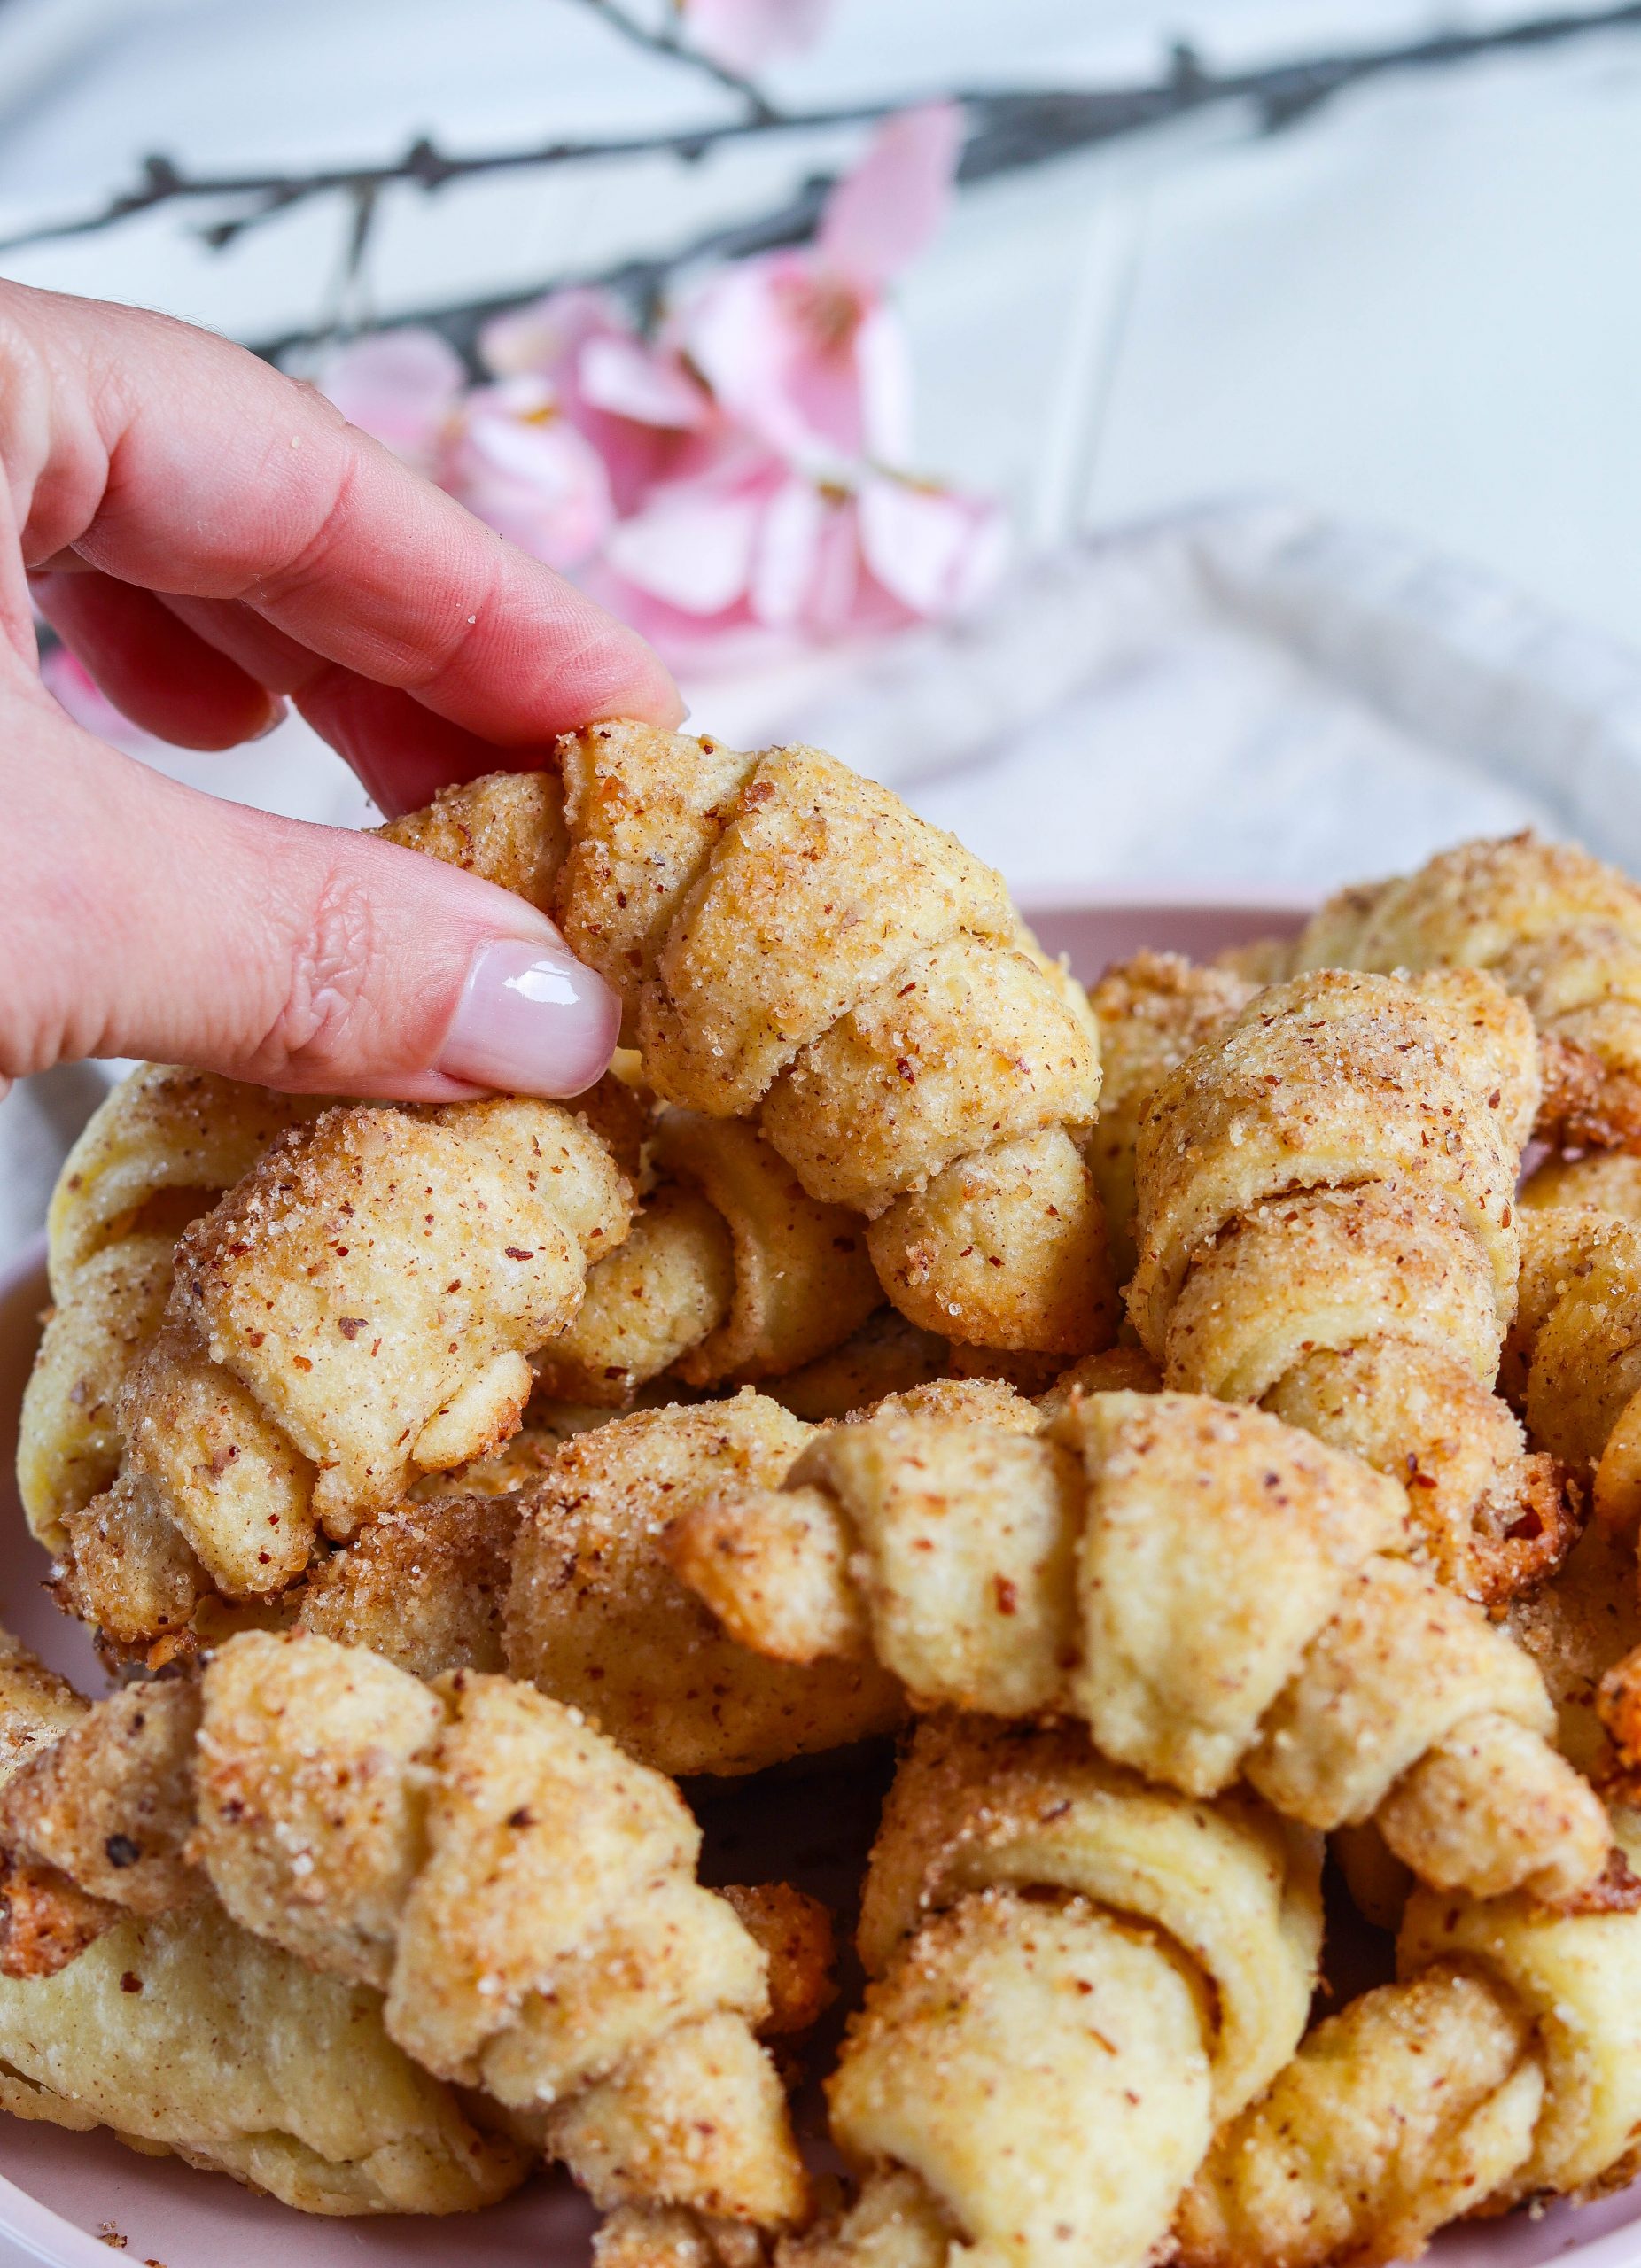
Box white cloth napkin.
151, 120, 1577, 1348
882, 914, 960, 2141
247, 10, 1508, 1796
692, 498, 1641, 898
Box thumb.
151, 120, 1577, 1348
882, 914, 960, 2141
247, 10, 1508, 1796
0, 689, 617, 1100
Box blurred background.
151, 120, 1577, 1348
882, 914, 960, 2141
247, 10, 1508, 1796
6, 0, 1641, 644
7, 0, 1641, 1241
8, 0, 1641, 874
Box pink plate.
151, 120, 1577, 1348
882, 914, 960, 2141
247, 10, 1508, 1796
0, 897, 1637, 2267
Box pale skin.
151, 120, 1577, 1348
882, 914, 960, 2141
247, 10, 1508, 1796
0, 280, 685, 1103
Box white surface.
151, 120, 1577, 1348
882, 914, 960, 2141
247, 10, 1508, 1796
4, 3, 1641, 649
695, 500, 1641, 891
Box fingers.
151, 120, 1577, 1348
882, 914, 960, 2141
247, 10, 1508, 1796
36, 568, 522, 812
0, 678, 618, 1100
6, 284, 683, 755
292, 671, 553, 819
32, 571, 283, 750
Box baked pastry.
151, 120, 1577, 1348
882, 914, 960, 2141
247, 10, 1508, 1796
1273, 833, 1641, 1150
19, 1065, 320, 1551
0, 1631, 525, 2214
1127, 967, 1570, 1600
535, 1107, 880, 1405
502, 1394, 903, 1775
302, 1381, 1034, 1774
1086, 951, 1256, 1284
295, 1487, 521, 1679
1521, 1150, 1641, 1219
0, 1899, 532, 2215
668, 1390, 1614, 1902
1506, 1523, 1641, 1784
0, 1628, 809, 2236
299, 1392, 904, 1776
1180, 1807, 1641, 2267
783, 1714, 1320, 2268
768, 1308, 953, 1423
1505, 1204, 1641, 1537
1505, 1201, 1641, 1800
56, 1091, 637, 1657
385, 733, 1113, 1356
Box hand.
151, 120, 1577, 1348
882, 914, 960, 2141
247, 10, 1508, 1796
0, 281, 684, 1102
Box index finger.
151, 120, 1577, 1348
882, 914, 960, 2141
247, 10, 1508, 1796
10, 283, 682, 745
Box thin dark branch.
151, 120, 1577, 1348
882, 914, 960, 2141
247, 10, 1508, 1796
0, 102, 884, 259
248, 0, 1641, 365
564, 0, 781, 120
261, 180, 833, 362
1, 0, 1637, 269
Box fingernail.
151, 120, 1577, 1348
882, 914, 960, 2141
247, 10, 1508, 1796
439, 938, 619, 1097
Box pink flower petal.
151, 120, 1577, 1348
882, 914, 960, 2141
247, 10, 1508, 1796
682, 0, 834, 75
857, 474, 1011, 617
852, 302, 914, 466
802, 493, 869, 637
447, 382, 613, 571
318, 328, 466, 475
483, 292, 719, 515
603, 483, 766, 614
584, 557, 774, 672
680, 253, 870, 465
748, 476, 826, 629
478, 287, 617, 380
578, 335, 713, 430
819, 103, 964, 291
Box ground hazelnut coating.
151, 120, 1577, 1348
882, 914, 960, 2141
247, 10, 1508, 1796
0, 1628, 808, 2235
1264, 831, 1641, 1151
1179, 1808, 1641, 2267
1505, 1205, 1641, 1536
535, 1107, 881, 1407
385, 727, 1114, 1355
18, 1065, 325, 1553
22, 792, 1641, 2256
1126, 966, 1571, 1603
297, 1391, 904, 1776
1520, 1149, 1641, 1219
1085, 949, 1257, 1285
1501, 1202, 1641, 1797
779, 1715, 1319, 2268
24, 1053, 884, 1662
668, 1389, 1614, 1904
50, 1089, 638, 1656
0, 1631, 525, 2215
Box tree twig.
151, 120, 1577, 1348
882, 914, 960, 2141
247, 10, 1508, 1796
1, 0, 1637, 301
564, 0, 781, 121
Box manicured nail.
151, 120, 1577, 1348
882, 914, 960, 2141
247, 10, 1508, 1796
439, 938, 619, 1097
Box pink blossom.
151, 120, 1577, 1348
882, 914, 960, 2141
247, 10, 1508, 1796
324, 315, 622, 571
479, 287, 713, 514
445, 377, 614, 572
477, 286, 617, 384
600, 446, 775, 619
819, 104, 968, 291
591, 448, 1007, 670
857, 472, 1010, 617
681, 0, 835, 75
673, 103, 962, 469
318, 328, 465, 477
310, 101, 1004, 668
